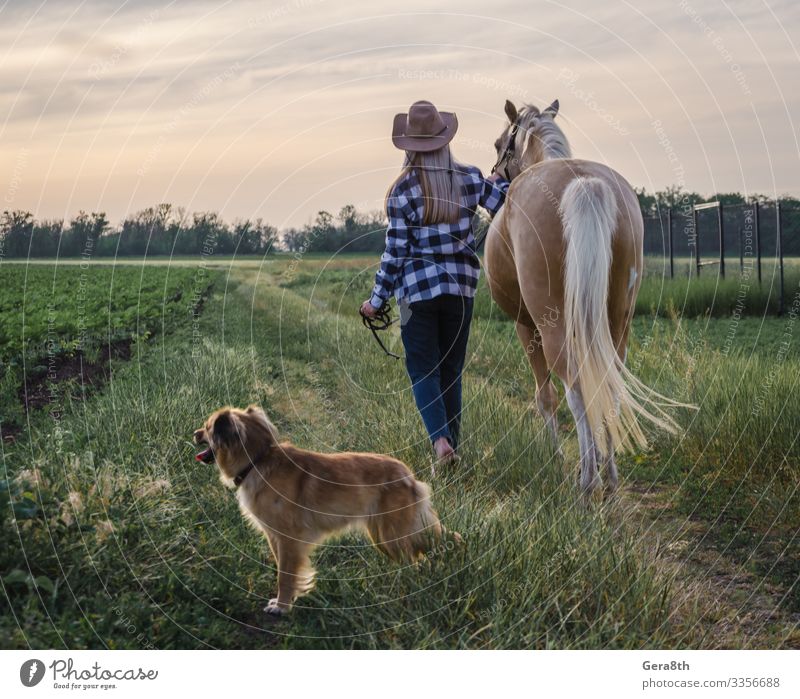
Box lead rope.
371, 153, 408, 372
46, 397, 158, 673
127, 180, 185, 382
360, 303, 401, 360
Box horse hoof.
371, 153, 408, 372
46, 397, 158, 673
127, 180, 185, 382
580, 475, 603, 501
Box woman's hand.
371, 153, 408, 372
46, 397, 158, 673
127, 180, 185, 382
360, 300, 379, 318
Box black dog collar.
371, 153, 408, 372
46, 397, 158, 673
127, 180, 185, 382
232, 447, 269, 488
233, 462, 255, 488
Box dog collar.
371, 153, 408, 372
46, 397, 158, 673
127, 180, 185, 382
233, 462, 255, 488
233, 447, 269, 488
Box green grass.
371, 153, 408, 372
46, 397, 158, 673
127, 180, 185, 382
282, 258, 800, 613
636, 257, 800, 318
626, 318, 800, 604
1, 256, 798, 648
0, 263, 214, 429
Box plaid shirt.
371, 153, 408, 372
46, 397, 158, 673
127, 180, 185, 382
369, 165, 509, 308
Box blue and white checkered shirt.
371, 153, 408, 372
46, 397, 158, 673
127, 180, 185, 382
369, 165, 509, 308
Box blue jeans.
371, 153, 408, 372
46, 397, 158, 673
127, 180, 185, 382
400, 294, 474, 449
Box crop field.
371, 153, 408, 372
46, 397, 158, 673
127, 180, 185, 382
0, 264, 215, 431
1, 255, 798, 649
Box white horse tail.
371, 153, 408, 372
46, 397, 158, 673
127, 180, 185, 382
560, 176, 682, 455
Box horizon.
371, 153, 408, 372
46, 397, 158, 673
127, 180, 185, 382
2, 0, 799, 229
2, 185, 796, 235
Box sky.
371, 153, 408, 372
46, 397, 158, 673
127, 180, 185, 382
2, 0, 799, 229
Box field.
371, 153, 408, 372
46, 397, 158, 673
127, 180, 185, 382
636, 256, 800, 318
0, 263, 215, 429
1, 255, 798, 649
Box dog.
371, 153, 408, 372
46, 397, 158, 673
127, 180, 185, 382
193, 405, 450, 615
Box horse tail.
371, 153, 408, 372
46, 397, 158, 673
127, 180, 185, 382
560, 176, 684, 455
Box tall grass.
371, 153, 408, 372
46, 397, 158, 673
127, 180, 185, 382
0, 263, 693, 649
2, 256, 797, 649
628, 318, 800, 606
636, 258, 800, 318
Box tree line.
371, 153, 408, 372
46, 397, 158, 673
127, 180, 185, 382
635, 186, 800, 256
0, 204, 280, 258
1, 188, 796, 259
635, 184, 800, 216
0, 203, 399, 258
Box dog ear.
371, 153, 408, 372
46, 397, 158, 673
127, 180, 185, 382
244, 404, 279, 444
212, 410, 236, 444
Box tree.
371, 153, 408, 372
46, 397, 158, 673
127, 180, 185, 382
710, 192, 746, 207
635, 188, 657, 216
174, 211, 230, 256
1, 211, 34, 257
231, 218, 279, 255
31, 219, 63, 257
655, 185, 704, 213
283, 227, 310, 253
62, 211, 109, 257
636, 186, 705, 216
338, 204, 359, 233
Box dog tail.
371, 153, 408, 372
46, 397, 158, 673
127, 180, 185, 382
368, 477, 447, 562
409, 480, 443, 558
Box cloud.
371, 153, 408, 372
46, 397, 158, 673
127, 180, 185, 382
1, 0, 798, 226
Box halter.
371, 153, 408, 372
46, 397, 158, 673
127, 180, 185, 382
491, 118, 521, 180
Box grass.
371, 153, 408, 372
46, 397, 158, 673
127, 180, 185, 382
635, 257, 800, 318
625, 319, 800, 604
1, 255, 798, 648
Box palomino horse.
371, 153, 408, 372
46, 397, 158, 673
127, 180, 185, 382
485, 99, 683, 496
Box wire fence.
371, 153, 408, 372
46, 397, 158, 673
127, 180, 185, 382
642, 200, 800, 315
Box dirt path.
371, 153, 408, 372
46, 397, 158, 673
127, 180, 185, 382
618, 482, 799, 648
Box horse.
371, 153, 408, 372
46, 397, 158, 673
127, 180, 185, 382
484, 99, 686, 497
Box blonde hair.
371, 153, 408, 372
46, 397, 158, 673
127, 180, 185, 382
385, 145, 463, 225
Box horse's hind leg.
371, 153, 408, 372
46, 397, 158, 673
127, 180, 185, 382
597, 427, 618, 494
536, 326, 599, 495
515, 322, 562, 456
597, 317, 630, 495
564, 382, 601, 497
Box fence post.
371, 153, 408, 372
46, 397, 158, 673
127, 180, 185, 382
693, 206, 700, 277
667, 207, 674, 279
717, 201, 725, 279
739, 227, 744, 273
777, 200, 784, 316
754, 200, 761, 284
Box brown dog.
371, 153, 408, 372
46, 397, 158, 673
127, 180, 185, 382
193, 405, 448, 615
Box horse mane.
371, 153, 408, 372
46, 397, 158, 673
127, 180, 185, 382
517, 104, 572, 162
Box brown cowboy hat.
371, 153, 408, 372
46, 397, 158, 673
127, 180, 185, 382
392, 100, 458, 152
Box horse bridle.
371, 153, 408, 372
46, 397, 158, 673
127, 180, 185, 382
491, 118, 521, 181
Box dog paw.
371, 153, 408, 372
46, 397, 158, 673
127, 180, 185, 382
442, 527, 464, 546
264, 598, 287, 616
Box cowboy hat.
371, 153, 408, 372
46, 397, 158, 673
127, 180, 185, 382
392, 100, 458, 152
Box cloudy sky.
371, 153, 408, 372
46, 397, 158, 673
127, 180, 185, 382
2, 0, 798, 228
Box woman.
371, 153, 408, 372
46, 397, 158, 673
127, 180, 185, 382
360, 100, 509, 463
